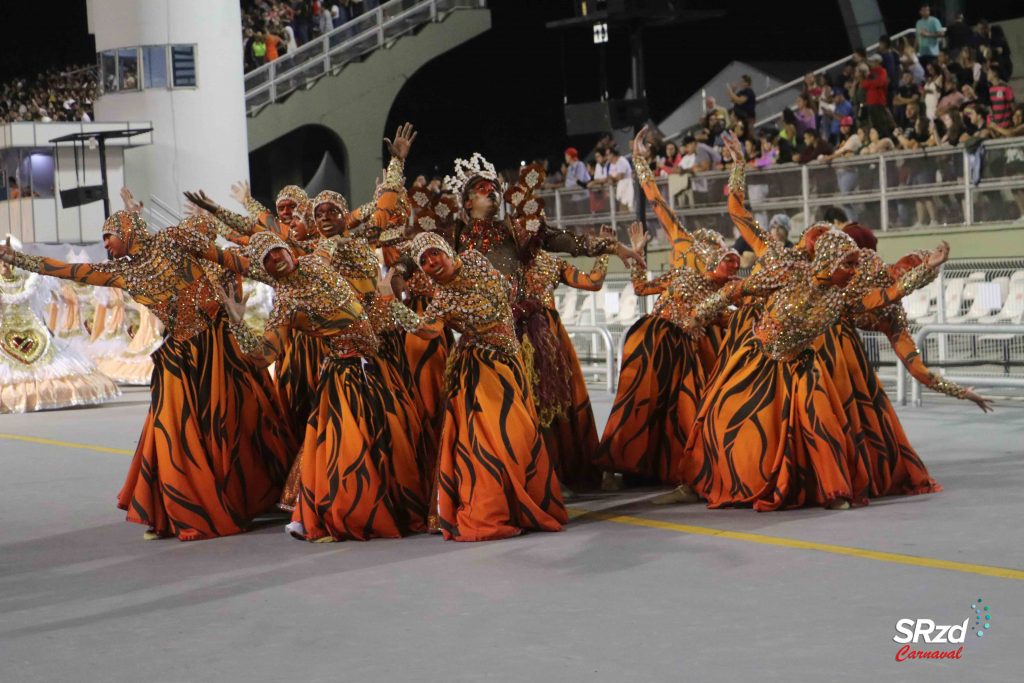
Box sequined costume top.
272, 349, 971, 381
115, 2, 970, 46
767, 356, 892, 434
522, 250, 608, 310
453, 217, 617, 305
7, 213, 227, 342
632, 262, 725, 336
634, 158, 700, 270
394, 250, 518, 357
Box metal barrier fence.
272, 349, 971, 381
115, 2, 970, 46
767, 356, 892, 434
538, 137, 1024, 237
244, 0, 486, 115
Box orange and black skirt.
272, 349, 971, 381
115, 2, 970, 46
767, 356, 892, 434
681, 334, 862, 511
436, 343, 568, 541
815, 321, 940, 498
404, 294, 453, 454
117, 315, 297, 540
594, 315, 705, 485
291, 355, 427, 541
274, 328, 329, 447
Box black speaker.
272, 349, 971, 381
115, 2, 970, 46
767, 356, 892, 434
565, 99, 649, 135
59, 185, 105, 208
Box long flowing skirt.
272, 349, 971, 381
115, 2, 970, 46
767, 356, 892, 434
681, 335, 861, 511
116, 316, 297, 540
816, 321, 941, 497
437, 344, 567, 541
532, 308, 601, 489
274, 328, 329, 446
403, 294, 452, 466
291, 356, 427, 541
594, 316, 705, 485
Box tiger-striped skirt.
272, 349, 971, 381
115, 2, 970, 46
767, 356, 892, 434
594, 316, 708, 485
436, 344, 567, 541
681, 334, 862, 511
274, 328, 329, 449
116, 315, 297, 540
816, 321, 941, 498
291, 355, 427, 541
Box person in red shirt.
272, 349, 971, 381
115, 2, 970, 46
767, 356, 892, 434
988, 69, 1016, 128
860, 54, 893, 138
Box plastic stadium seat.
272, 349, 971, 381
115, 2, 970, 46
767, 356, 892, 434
559, 287, 579, 325
914, 278, 965, 324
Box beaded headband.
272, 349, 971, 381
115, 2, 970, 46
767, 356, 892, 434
312, 190, 348, 215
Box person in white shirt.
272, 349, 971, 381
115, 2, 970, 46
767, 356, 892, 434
606, 147, 633, 212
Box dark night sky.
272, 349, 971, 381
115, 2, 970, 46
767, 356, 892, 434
2, 1, 1019, 181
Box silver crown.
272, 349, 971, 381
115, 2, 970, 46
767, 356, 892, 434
444, 152, 498, 197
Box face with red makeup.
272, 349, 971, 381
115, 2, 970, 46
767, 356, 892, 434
464, 177, 500, 220
709, 253, 740, 283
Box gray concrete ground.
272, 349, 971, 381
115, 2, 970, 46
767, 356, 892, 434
1, 386, 1023, 683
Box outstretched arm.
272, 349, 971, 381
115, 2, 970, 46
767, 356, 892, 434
632, 126, 693, 267
560, 255, 609, 291
723, 132, 773, 259
377, 270, 445, 340
0, 239, 126, 289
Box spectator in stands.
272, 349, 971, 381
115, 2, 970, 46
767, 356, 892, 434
792, 93, 816, 137
963, 103, 991, 139
587, 147, 610, 213
923, 61, 944, 121
563, 147, 591, 190
248, 31, 268, 69
915, 3, 945, 69
752, 132, 778, 168
824, 206, 878, 250
7, 178, 20, 199
901, 44, 926, 86
798, 129, 833, 164
607, 147, 634, 212
656, 141, 682, 176
952, 47, 982, 91
704, 96, 729, 124
826, 87, 854, 143
732, 213, 792, 268
819, 116, 860, 162
680, 134, 720, 174
860, 54, 893, 138
779, 108, 799, 151
987, 104, 1024, 138
860, 127, 895, 155
726, 74, 756, 121
264, 29, 286, 63
988, 68, 1016, 128
878, 35, 900, 100
892, 70, 921, 126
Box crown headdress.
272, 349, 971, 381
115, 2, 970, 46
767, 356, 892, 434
444, 153, 499, 198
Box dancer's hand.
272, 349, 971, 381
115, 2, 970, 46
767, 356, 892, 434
384, 122, 417, 161
214, 283, 249, 325
632, 126, 651, 159
628, 220, 650, 252
615, 242, 646, 270
377, 268, 396, 297
183, 200, 206, 218
183, 190, 220, 214
722, 131, 744, 163
964, 388, 994, 413
926, 241, 950, 269
229, 180, 251, 206
120, 187, 144, 213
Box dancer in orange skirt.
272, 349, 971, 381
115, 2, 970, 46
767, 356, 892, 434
812, 246, 991, 498
519, 247, 610, 492
596, 221, 739, 487
200, 229, 427, 542
659, 157, 946, 511
1, 213, 296, 540
385, 232, 567, 541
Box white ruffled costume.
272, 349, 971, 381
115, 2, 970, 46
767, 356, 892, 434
1, 250, 121, 413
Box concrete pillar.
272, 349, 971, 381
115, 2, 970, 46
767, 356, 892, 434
87, 0, 249, 216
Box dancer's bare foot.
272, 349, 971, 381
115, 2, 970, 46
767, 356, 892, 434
651, 484, 700, 505
827, 499, 851, 510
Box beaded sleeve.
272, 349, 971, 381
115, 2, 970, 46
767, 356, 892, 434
228, 317, 262, 355
631, 262, 672, 296
244, 196, 272, 222
213, 207, 256, 236
559, 255, 608, 291
7, 251, 45, 274
634, 156, 695, 268
726, 163, 775, 259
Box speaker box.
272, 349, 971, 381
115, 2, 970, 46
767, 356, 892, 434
59, 185, 105, 208
565, 99, 649, 135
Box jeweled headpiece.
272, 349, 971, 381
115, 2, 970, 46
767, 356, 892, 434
688, 228, 734, 269
407, 231, 455, 265
444, 153, 500, 199
312, 190, 348, 215
276, 185, 308, 210
101, 211, 151, 252
811, 229, 857, 276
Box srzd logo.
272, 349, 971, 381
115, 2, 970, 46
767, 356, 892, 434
892, 597, 993, 662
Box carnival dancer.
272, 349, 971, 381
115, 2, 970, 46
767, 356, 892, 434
0, 237, 120, 413
0, 214, 296, 541
656, 198, 946, 510
384, 231, 567, 541
520, 245, 611, 492
201, 230, 427, 542
595, 222, 739, 487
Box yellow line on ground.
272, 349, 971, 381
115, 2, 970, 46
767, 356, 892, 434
4, 432, 1019, 580
0, 433, 133, 456
570, 508, 1024, 581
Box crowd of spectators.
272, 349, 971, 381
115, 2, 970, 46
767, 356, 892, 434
241, 0, 385, 72
0, 66, 97, 124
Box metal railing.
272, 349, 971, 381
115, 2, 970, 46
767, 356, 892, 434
244, 0, 486, 115
539, 136, 1024, 236
906, 324, 1024, 405
565, 324, 617, 394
